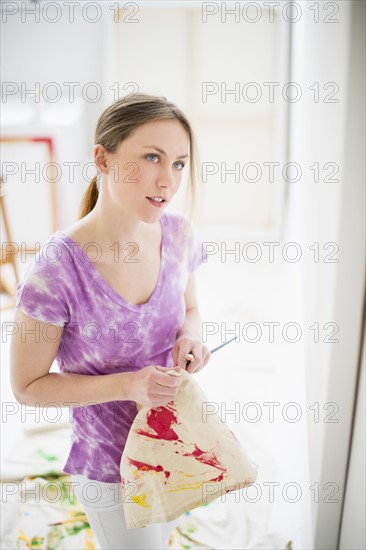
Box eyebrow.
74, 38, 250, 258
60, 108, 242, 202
143, 145, 189, 159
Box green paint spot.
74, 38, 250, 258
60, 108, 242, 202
185, 521, 198, 533
35, 449, 58, 462
65, 522, 91, 536
46, 526, 66, 550
30, 537, 44, 547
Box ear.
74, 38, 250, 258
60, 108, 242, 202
94, 144, 109, 175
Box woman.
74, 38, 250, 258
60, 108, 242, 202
10, 93, 210, 549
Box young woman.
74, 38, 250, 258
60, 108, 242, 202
10, 93, 211, 549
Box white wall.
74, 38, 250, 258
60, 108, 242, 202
339, 323, 366, 549
103, 3, 288, 234
284, 1, 366, 547
1, 2, 287, 241
1, 2, 107, 239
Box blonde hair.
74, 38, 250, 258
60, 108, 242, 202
79, 93, 202, 233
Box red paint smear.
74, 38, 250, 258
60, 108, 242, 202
183, 444, 227, 473
210, 471, 225, 482
136, 404, 183, 442
127, 457, 170, 479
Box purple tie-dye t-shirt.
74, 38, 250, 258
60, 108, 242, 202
15, 210, 207, 482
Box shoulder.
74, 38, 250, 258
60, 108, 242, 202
57, 218, 91, 244
19, 230, 79, 288
15, 233, 73, 326
163, 211, 207, 272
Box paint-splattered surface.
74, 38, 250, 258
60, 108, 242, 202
1, 473, 292, 549
0, 403, 235, 549
0, 473, 259, 550
121, 369, 259, 529
1, 474, 97, 549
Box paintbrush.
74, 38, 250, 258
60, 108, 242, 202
184, 335, 237, 364
48, 513, 88, 526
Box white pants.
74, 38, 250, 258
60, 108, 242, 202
70, 474, 180, 550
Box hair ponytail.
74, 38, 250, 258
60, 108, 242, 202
79, 174, 99, 219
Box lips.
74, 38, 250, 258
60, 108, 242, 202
146, 196, 167, 208
146, 196, 167, 202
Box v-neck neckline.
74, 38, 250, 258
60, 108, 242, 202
55, 212, 167, 312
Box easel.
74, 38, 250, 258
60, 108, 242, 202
0, 176, 19, 310
0, 136, 58, 311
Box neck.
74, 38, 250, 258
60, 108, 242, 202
80, 204, 161, 261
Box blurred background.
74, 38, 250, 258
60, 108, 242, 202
1, 1, 365, 549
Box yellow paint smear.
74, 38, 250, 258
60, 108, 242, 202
132, 466, 162, 481
85, 528, 96, 549
131, 492, 151, 508
17, 529, 33, 548
168, 480, 204, 491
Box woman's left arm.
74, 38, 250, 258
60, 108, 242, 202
171, 273, 211, 374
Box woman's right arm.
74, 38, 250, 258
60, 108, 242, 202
10, 309, 134, 407
10, 310, 182, 408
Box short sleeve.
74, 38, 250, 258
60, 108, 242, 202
187, 222, 208, 274
15, 237, 71, 327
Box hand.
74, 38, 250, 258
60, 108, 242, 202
127, 365, 182, 408
171, 334, 211, 374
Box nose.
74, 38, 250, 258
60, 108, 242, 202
156, 166, 177, 190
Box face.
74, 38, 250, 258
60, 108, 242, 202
96, 119, 189, 223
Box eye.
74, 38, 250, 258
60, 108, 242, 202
145, 154, 186, 170
174, 161, 186, 170
146, 154, 159, 163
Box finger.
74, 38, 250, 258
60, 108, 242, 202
204, 350, 212, 366
165, 369, 182, 377
192, 346, 211, 372
154, 387, 180, 398
154, 365, 179, 373
192, 351, 210, 374
154, 365, 182, 376
154, 369, 182, 388
154, 375, 182, 397
185, 344, 202, 373
176, 345, 193, 368
170, 345, 179, 366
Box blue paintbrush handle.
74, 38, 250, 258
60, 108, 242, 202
185, 335, 237, 364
